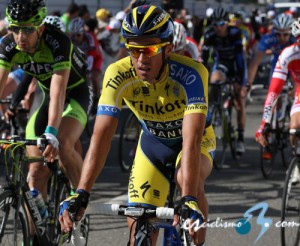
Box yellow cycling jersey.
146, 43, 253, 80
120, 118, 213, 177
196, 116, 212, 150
98, 53, 208, 146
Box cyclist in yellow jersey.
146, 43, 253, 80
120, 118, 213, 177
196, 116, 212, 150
59, 5, 216, 246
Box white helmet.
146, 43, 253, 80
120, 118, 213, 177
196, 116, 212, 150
173, 22, 187, 52
44, 15, 66, 32
272, 13, 293, 31
292, 17, 300, 37
68, 17, 85, 34
206, 7, 214, 18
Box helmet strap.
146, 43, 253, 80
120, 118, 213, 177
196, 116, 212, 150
33, 27, 43, 52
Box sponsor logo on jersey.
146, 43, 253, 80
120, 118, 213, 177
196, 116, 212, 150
106, 68, 136, 89
170, 63, 198, 85
133, 87, 141, 96
72, 52, 85, 69
55, 56, 65, 62
128, 99, 186, 115
144, 119, 183, 139
21, 62, 52, 74
186, 104, 207, 111
5, 42, 16, 52
45, 34, 60, 51
141, 87, 150, 96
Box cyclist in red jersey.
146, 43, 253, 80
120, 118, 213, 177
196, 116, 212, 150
256, 17, 300, 171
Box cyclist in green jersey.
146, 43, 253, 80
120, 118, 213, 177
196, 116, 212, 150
0, 0, 91, 213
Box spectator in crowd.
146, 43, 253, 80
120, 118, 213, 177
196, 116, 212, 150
78, 4, 90, 22
98, 18, 122, 72
61, 2, 79, 34
95, 8, 111, 34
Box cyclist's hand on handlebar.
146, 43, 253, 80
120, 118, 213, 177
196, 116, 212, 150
38, 133, 59, 162
255, 123, 270, 147
59, 189, 90, 232
4, 105, 17, 121
173, 196, 204, 235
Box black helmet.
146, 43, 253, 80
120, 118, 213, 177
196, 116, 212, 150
6, 0, 47, 26
211, 7, 228, 21
121, 5, 174, 41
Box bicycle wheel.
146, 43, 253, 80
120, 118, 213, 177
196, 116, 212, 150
118, 112, 141, 172
211, 105, 226, 169
260, 132, 277, 179
226, 108, 237, 160
48, 170, 71, 245
281, 157, 300, 246
0, 189, 30, 246
134, 220, 152, 246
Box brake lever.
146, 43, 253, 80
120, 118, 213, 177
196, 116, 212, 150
37, 135, 48, 166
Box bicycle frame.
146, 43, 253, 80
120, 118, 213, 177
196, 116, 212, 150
210, 80, 237, 168
5, 144, 52, 244
0, 138, 58, 245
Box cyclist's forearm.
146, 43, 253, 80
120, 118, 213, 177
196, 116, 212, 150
247, 51, 264, 84
48, 71, 69, 128
180, 114, 206, 197
0, 68, 9, 98
261, 77, 285, 124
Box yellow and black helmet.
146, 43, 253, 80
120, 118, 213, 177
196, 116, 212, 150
121, 5, 174, 41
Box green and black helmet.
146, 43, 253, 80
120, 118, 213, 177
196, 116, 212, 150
6, 0, 47, 26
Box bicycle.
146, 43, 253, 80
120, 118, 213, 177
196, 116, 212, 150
118, 107, 141, 172
0, 136, 88, 245
260, 83, 293, 179
0, 98, 28, 139
97, 161, 195, 245
280, 129, 300, 246
210, 78, 237, 169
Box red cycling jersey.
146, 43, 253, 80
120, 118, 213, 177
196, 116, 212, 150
257, 42, 300, 134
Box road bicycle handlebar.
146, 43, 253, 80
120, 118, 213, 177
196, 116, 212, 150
97, 204, 174, 220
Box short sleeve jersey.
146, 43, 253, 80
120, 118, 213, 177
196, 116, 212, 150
97, 53, 208, 146
0, 25, 87, 90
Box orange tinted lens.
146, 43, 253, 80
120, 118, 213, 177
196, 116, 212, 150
128, 46, 161, 58
129, 48, 141, 58
143, 46, 159, 56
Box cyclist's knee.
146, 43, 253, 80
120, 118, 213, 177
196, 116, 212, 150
29, 164, 51, 180
58, 138, 77, 159
210, 71, 225, 84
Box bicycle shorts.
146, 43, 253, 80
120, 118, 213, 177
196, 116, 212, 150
26, 80, 92, 139
212, 60, 239, 81
128, 125, 216, 208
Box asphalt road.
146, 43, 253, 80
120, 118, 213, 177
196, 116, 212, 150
82, 87, 291, 246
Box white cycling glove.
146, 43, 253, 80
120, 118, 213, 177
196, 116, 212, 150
42, 132, 59, 149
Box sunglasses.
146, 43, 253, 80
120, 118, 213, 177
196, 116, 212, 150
275, 32, 290, 38
125, 42, 170, 58
213, 21, 228, 27
8, 24, 40, 35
